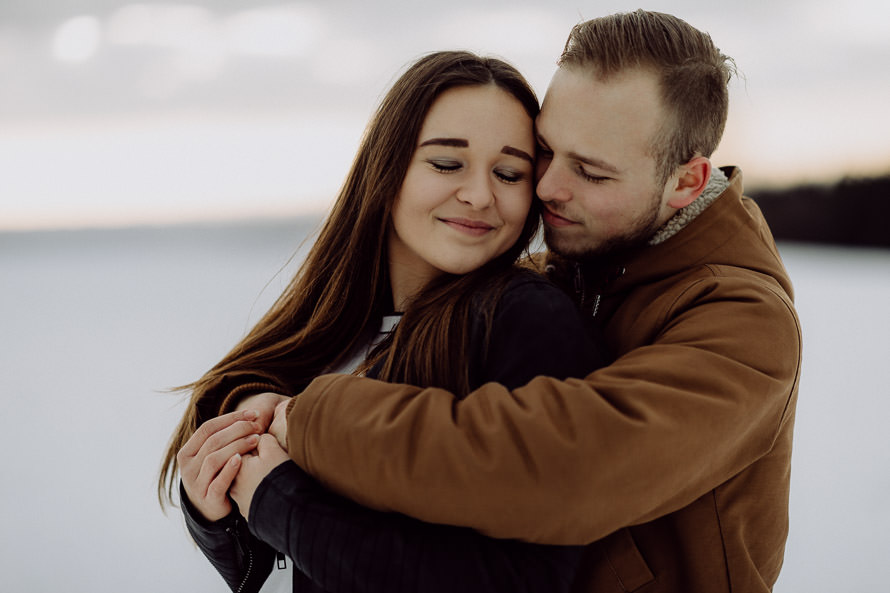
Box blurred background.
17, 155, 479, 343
2, 0, 890, 231
1, 1, 888, 591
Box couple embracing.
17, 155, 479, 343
160, 10, 801, 593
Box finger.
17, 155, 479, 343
181, 419, 260, 483
256, 433, 289, 466
269, 404, 289, 448
196, 434, 259, 491
195, 419, 263, 462
257, 433, 281, 453
272, 401, 289, 428
252, 394, 291, 431
179, 410, 256, 459
206, 453, 242, 504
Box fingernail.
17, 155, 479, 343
230, 454, 241, 466
247, 434, 259, 445
243, 409, 258, 420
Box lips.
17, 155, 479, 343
439, 217, 496, 236
541, 206, 576, 227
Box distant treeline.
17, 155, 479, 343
749, 173, 890, 248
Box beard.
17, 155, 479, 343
544, 189, 664, 262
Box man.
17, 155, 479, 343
244, 10, 800, 592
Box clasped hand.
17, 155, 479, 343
178, 393, 292, 523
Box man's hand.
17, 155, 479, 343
235, 392, 289, 433
230, 434, 290, 521
268, 399, 290, 451
178, 409, 263, 522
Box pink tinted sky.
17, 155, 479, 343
1, 0, 888, 231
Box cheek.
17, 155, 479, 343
580, 188, 624, 220
389, 196, 418, 245
501, 189, 533, 234
392, 178, 430, 226
400, 171, 452, 214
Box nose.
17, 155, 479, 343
536, 160, 571, 203
457, 170, 495, 210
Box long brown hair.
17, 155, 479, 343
159, 51, 540, 506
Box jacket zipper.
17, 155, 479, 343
227, 518, 254, 593
573, 264, 586, 306
573, 263, 626, 320
574, 263, 602, 319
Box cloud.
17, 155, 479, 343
52, 14, 102, 62
106, 3, 217, 50
222, 4, 325, 58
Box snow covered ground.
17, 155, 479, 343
1, 225, 887, 591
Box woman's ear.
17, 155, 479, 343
667, 156, 711, 209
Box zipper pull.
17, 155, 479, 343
225, 524, 248, 569
276, 552, 287, 570
573, 263, 585, 302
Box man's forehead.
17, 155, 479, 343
537, 66, 663, 155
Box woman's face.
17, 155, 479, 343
388, 84, 535, 294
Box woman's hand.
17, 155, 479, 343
234, 392, 290, 433
230, 434, 290, 521
178, 409, 264, 522
268, 399, 290, 450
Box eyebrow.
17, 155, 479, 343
569, 151, 621, 175
537, 133, 621, 175
501, 145, 534, 163
419, 137, 533, 164
420, 138, 468, 148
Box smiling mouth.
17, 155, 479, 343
542, 207, 576, 226
439, 217, 496, 236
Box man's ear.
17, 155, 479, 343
667, 156, 711, 209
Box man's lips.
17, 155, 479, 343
439, 217, 496, 236
542, 207, 576, 227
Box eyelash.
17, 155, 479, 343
428, 159, 461, 172
426, 160, 525, 184
495, 169, 524, 183
538, 143, 610, 185
577, 167, 610, 184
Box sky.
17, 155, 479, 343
1, 0, 889, 231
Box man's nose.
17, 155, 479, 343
536, 161, 571, 203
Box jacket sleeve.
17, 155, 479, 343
248, 460, 582, 593
285, 273, 801, 545
196, 370, 293, 424
180, 482, 277, 593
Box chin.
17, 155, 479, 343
547, 225, 657, 261
545, 229, 595, 258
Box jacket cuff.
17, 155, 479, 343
247, 460, 308, 550
285, 374, 348, 467
179, 480, 235, 537
219, 382, 290, 415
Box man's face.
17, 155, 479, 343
535, 66, 675, 260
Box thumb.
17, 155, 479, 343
274, 399, 290, 418
257, 433, 283, 454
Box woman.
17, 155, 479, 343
159, 51, 604, 593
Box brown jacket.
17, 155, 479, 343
284, 167, 802, 592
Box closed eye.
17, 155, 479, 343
427, 159, 462, 173
495, 168, 525, 183
577, 166, 610, 184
